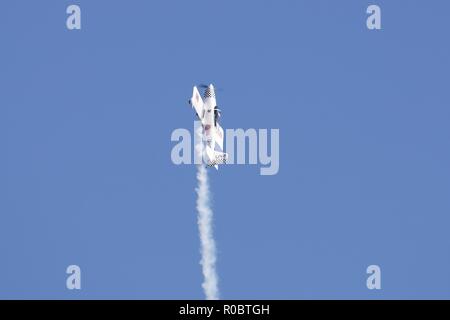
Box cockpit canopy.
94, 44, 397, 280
214, 106, 221, 126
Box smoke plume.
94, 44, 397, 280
195, 127, 219, 300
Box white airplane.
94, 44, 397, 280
188, 84, 228, 169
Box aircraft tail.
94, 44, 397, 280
206, 147, 228, 169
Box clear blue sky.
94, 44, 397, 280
1, 0, 449, 299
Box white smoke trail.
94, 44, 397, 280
195, 127, 219, 300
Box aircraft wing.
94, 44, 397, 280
190, 86, 204, 120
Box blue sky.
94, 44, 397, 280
1, 0, 449, 299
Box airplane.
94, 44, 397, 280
188, 84, 228, 169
